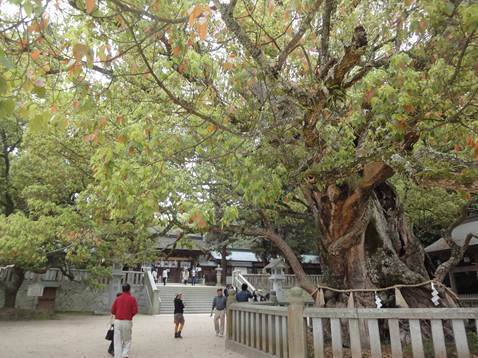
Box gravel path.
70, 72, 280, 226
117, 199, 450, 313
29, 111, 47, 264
0, 313, 244, 358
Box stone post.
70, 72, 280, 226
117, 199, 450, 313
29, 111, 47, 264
109, 263, 123, 310
226, 289, 237, 340
287, 287, 307, 357
215, 267, 223, 286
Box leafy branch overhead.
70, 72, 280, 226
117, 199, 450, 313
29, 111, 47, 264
0, 0, 477, 301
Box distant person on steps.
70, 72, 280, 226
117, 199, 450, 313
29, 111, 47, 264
182, 268, 189, 285
162, 268, 168, 286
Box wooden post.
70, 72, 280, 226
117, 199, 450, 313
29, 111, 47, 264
287, 287, 307, 358
226, 289, 237, 340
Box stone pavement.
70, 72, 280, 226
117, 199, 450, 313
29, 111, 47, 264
0, 313, 244, 358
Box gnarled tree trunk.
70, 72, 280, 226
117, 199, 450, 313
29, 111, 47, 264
304, 178, 453, 307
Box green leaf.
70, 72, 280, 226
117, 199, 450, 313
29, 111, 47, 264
0, 75, 9, 94
0, 56, 14, 69
0, 99, 15, 116
30, 112, 50, 133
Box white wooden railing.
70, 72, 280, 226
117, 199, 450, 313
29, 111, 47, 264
304, 307, 478, 358
227, 302, 289, 358
226, 287, 478, 358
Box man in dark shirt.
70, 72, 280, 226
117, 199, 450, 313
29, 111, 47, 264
236, 283, 253, 302
211, 289, 227, 336
111, 284, 138, 358
174, 293, 185, 338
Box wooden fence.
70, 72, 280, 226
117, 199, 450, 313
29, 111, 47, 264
304, 307, 478, 358
226, 287, 478, 358
227, 303, 289, 358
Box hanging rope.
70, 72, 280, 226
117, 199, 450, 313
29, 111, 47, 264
312, 279, 458, 301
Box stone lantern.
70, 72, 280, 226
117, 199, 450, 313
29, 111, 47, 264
264, 258, 288, 303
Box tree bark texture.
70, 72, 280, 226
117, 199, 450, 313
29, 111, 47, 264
220, 245, 228, 285
302, 181, 454, 307
2, 267, 25, 308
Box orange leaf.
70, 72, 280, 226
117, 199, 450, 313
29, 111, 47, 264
151, 0, 160, 12
188, 5, 202, 26
403, 104, 416, 114
178, 63, 187, 73
268, 0, 274, 15
172, 46, 181, 56
31, 49, 41, 60
197, 19, 208, 40
207, 123, 216, 133
117, 134, 127, 143
73, 100, 81, 109
98, 117, 108, 128
116, 115, 125, 125
72, 43, 88, 61
418, 19, 427, 33
190, 211, 207, 229
50, 105, 57, 113
86, 0, 96, 14
466, 135, 474, 147
223, 62, 234, 70
27, 22, 40, 33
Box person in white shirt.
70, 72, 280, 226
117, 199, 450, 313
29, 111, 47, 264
152, 269, 158, 283
191, 268, 196, 286
182, 269, 189, 285
162, 269, 168, 286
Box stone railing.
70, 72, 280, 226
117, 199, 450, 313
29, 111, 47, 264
143, 268, 161, 315
232, 271, 257, 292
241, 273, 323, 291
1, 267, 143, 286
227, 287, 478, 358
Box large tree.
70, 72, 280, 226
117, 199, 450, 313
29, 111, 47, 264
2, 0, 477, 307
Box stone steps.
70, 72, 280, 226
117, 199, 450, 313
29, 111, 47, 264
157, 285, 221, 314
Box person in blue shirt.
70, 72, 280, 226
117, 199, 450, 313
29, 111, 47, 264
236, 283, 253, 302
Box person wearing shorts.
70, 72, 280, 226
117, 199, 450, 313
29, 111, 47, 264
174, 293, 185, 338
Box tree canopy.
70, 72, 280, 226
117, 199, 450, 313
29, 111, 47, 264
0, 0, 477, 303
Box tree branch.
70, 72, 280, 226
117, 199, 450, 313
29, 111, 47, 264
123, 14, 238, 135
214, 0, 270, 73
223, 224, 318, 296
108, 0, 187, 24
319, 0, 334, 65
274, 0, 323, 74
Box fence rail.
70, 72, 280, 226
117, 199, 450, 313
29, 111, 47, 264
304, 307, 478, 358
227, 302, 289, 358
226, 287, 478, 358
241, 274, 323, 291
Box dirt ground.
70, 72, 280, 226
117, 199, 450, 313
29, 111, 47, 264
0, 313, 244, 358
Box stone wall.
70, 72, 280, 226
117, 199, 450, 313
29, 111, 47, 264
0, 279, 149, 313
